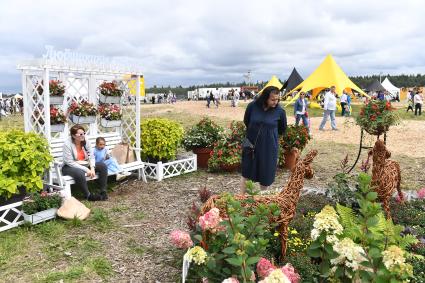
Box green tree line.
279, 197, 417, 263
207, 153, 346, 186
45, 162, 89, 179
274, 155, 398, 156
146, 74, 425, 99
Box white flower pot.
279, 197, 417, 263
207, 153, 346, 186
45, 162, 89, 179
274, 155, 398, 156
49, 96, 65, 105
100, 118, 122, 128
51, 123, 65, 132
99, 93, 121, 104
70, 114, 96, 124
23, 208, 58, 225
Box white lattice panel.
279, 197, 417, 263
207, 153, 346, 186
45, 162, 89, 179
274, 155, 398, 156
0, 202, 24, 232
144, 155, 197, 181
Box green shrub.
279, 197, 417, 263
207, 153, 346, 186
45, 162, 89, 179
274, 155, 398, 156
0, 130, 52, 199
140, 118, 184, 161
182, 117, 223, 150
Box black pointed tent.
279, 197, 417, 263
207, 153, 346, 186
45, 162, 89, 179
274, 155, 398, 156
282, 68, 303, 93
365, 80, 386, 92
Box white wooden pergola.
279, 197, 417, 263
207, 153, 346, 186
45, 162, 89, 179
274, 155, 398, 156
17, 46, 142, 150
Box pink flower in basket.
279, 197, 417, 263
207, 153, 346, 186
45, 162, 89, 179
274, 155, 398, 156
417, 188, 425, 199
256, 258, 275, 279
198, 208, 221, 231
170, 230, 193, 249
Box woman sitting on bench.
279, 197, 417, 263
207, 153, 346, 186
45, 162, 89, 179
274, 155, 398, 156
62, 124, 108, 201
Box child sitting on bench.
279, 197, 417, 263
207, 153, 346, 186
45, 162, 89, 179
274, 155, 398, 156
94, 137, 131, 181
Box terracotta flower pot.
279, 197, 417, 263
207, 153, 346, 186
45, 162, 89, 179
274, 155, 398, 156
193, 148, 213, 168
283, 149, 298, 170
220, 163, 240, 172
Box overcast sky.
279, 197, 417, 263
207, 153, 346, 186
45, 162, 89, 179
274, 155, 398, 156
1, 0, 425, 92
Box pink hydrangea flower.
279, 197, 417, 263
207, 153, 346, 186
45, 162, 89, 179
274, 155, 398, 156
170, 230, 193, 249
280, 263, 301, 283
199, 208, 221, 231
256, 258, 275, 279
417, 188, 425, 199
395, 192, 406, 203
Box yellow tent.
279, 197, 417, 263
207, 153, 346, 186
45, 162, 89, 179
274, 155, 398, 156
284, 54, 368, 106
259, 75, 283, 94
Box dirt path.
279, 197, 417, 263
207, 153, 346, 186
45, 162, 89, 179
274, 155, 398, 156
142, 101, 425, 158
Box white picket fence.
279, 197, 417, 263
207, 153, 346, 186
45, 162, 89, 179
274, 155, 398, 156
143, 154, 197, 181
0, 201, 24, 232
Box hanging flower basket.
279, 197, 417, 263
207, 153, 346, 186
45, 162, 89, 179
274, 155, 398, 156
49, 95, 65, 105
99, 93, 121, 104
70, 114, 96, 124
51, 123, 65, 132
100, 118, 122, 128
356, 100, 400, 136
23, 208, 58, 225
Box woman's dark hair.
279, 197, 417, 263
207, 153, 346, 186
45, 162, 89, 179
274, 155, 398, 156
70, 124, 86, 146
256, 86, 280, 108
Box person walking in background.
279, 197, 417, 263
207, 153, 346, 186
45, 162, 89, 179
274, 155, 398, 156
319, 86, 338, 131
345, 92, 351, 116
294, 91, 310, 134
213, 88, 220, 108
406, 90, 414, 112
241, 86, 287, 194
206, 91, 211, 108
414, 90, 423, 116
340, 91, 348, 116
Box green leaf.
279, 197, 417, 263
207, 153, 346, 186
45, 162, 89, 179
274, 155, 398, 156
366, 192, 378, 201
307, 247, 321, 258
222, 247, 236, 254
309, 241, 322, 249
225, 257, 243, 266
245, 256, 260, 265
368, 247, 381, 258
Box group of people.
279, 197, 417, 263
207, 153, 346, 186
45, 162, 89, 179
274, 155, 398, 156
0, 97, 23, 118
62, 124, 130, 201
406, 89, 423, 116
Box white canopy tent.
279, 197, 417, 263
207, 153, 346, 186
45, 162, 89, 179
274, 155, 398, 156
381, 77, 400, 98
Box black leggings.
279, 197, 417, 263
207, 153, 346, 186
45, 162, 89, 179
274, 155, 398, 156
415, 103, 422, 115
62, 162, 108, 198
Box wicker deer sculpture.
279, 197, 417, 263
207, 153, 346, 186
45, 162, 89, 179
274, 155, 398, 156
369, 139, 403, 219
201, 149, 318, 257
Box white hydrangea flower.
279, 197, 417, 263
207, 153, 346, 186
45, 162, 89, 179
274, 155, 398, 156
258, 269, 291, 283
310, 205, 343, 240
382, 245, 406, 271
331, 238, 368, 273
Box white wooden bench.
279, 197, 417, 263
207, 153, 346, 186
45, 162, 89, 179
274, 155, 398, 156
47, 132, 147, 199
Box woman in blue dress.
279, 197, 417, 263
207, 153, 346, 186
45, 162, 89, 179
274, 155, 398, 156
241, 86, 287, 193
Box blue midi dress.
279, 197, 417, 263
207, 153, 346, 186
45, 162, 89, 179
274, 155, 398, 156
241, 102, 287, 186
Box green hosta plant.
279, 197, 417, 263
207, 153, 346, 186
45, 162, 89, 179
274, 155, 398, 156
307, 173, 418, 282
0, 130, 52, 199
140, 118, 184, 161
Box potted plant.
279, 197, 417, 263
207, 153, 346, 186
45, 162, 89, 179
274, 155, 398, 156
0, 130, 52, 203
49, 80, 66, 105
98, 81, 123, 104
182, 117, 223, 168
98, 104, 122, 128
68, 100, 98, 124
279, 125, 310, 169
36, 80, 66, 105
208, 121, 245, 172
22, 191, 62, 225
356, 99, 400, 136
49, 106, 67, 132
140, 118, 184, 163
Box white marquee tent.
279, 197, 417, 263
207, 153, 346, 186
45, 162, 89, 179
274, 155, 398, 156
381, 77, 400, 98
